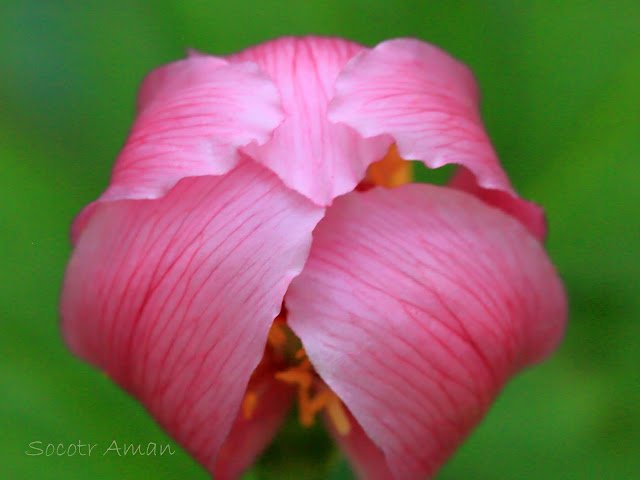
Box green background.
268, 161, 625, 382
1, 1, 638, 479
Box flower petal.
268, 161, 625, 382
135, 55, 227, 113
324, 410, 394, 480
329, 38, 512, 194
214, 365, 294, 480
61, 159, 323, 474
100, 57, 283, 203
286, 185, 567, 479
231, 36, 391, 206
449, 166, 547, 240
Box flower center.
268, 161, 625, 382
242, 317, 351, 435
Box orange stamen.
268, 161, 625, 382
366, 144, 412, 187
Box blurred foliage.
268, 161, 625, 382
1, 1, 638, 479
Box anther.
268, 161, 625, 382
365, 144, 412, 188
241, 391, 258, 420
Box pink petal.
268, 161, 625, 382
329, 38, 513, 194
286, 185, 567, 479
230, 36, 391, 206
324, 410, 394, 480
214, 366, 294, 480
100, 57, 283, 203
135, 55, 227, 113
449, 166, 547, 241
60, 159, 323, 475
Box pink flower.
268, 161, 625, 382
60, 37, 567, 480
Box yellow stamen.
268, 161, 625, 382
366, 144, 412, 187
241, 391, 258, 420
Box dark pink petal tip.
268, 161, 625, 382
324, 410, 394, 480
214, 369, 294, 480
450, 166, 548, 241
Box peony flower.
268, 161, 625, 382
60, 36, 567, 480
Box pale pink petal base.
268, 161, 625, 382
231, 36, 391, 206
330, 38, 513, 194
287, 185, 567, 479
61, 160, 323, 474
